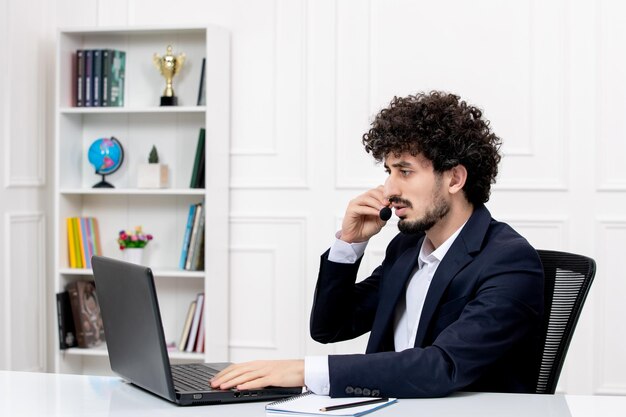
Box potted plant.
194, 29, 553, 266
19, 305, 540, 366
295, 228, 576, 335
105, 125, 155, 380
137, 145, 169, 188
118, 226, 153, 264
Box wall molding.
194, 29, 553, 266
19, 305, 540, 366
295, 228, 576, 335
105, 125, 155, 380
4, 212, 46, 371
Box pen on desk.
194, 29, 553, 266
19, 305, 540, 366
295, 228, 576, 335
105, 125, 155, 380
319, 397, 389, 412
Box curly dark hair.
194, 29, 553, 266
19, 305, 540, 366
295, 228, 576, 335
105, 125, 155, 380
362, 91, 502, 205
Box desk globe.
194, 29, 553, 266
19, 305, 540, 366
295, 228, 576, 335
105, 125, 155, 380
88, 137, 124, 188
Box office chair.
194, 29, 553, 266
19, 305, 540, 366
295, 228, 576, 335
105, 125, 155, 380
535, 250, 596, 394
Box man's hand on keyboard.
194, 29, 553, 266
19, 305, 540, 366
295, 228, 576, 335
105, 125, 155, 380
210, 360, 304, 390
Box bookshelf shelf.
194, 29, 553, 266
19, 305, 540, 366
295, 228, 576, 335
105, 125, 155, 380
54, 25, 230, 375
63, 345, 205, 361
59, 268, 205, 279
60, 188, 206, 196
60, 106, 206, 114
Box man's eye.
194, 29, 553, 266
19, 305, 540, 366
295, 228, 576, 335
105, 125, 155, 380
400, 170, 411, 176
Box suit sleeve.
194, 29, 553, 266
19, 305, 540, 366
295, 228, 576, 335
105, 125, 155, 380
326, 241, 544, 398
309, 249, 382, 343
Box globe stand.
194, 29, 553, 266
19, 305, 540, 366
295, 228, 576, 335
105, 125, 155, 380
93, 174, 115, 188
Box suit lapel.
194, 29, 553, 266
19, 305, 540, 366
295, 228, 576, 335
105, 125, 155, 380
412, 204, 492, 347
366, 242, 421, 353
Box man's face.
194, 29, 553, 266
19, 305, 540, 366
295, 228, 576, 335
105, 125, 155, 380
383, 153, 450, 234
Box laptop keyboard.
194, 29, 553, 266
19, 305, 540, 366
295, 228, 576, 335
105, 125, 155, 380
171, 363, 219, 392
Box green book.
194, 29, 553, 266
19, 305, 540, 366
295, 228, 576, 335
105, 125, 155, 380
190, 128, 206, 188
109, 50, 126, 107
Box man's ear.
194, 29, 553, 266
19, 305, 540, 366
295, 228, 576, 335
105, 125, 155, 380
447, 164, 467, 195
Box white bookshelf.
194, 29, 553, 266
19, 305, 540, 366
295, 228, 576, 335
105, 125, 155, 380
53, 26, 230, 374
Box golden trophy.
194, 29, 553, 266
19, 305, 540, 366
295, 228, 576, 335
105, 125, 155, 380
153, 45, 186, 106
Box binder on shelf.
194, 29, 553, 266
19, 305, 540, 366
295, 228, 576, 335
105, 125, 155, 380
190, 128, 206, 188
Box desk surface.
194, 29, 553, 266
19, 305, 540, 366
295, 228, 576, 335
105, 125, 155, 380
1, 370, 625, 417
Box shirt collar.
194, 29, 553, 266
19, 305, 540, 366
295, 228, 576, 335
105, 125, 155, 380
417, 220, 468, 268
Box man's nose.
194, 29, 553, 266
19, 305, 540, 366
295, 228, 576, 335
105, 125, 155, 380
383, 175, 399, 201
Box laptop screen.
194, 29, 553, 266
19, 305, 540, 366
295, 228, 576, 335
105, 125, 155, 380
92, 255, 177, 401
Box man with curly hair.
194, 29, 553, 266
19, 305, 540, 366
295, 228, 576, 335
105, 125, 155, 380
211, 91, 545, 398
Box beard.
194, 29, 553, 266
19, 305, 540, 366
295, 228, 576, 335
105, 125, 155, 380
397, 188, 450, 235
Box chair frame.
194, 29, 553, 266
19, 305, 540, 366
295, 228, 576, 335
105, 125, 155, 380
535, 249, 596, 394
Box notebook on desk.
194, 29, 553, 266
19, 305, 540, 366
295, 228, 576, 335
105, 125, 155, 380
92, 255, 302, 406
266, 391, 397, 416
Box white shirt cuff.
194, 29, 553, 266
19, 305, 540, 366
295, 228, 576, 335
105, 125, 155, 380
304, 355, 330, 395
328, 236, 368, 264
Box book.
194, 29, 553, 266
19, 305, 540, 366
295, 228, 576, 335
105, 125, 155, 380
66, 217, 77, 268
75, 50, 85, 107
66, 280, 105, 348
266, 391, 397, 416
84, 50, 93, 107
92, 49, 102, 106
194, 305, 205, 353
185, 293, 204, 352
185, 203, 204, 270
179, 204, 197, 269
178, 300, 197, 351
79, 217, 92, 269
101, 49, 111, 106
197, 57, 206, 105
71, 217, 83, 269
189, 211, 205, 271
56, 291, 78, 349
190, 228, 205, 271
190, 128, 206, 188
90, 217, 103, 256
109, 50, 126, 107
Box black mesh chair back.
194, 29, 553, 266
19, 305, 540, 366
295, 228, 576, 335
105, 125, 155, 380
535, 250, 596, 394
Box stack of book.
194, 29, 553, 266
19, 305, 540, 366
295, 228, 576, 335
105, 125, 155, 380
66, 217, 102, 269
56, 280, 106, 349
75, 49, 126, 107
179, 202, 205, 270
178, 293, 205, 353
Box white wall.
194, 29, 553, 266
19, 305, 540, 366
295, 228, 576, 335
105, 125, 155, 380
1, 0, 625, 395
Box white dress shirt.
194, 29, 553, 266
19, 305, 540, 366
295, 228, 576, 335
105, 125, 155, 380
305, 224, 466, 395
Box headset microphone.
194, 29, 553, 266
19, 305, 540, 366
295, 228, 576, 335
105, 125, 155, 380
379, 206, 392, 221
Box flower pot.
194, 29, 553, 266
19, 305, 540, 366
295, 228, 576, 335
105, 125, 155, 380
137, 163, 169, 188
123, 248, 144, 265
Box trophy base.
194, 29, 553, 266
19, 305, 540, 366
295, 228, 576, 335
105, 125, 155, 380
160, 96, 178, 106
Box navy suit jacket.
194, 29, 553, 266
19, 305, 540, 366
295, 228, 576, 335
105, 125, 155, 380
310, 204, 544, 398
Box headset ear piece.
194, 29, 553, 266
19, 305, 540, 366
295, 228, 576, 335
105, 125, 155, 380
379, 207, 392, 221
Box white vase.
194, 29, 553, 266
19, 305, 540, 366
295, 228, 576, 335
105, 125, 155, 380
123, 248, 144, 265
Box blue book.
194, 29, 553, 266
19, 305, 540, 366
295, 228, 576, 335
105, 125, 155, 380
179, 204, 197, 269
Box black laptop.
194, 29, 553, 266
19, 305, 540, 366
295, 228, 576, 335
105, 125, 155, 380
91, 255, 302, 406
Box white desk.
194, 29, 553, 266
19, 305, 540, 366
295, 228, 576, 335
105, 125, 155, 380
1, 370, 624, 416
